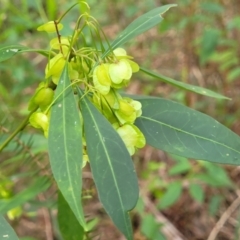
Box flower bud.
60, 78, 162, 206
29, 112, 49, 137
45, 53, 66, 82
33, 87, 54, 111
28, 82, 45, 111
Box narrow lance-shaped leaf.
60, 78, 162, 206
0, 44, 52, 62
0, 215, 19, 240
134, 96, 240, 165
78, 88, 138, 240
58, 191, 84, 240
0, 45, 28, 62
48, 65, 86, 230
140, 67, 230, 100
102, 4, 177, 58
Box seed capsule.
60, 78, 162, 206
37, 21, 63, 33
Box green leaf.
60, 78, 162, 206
0, 215, 19, 239
200, 29, 220, 65
0, 44, 51, 62
189, 183, 204, 203
141, 214, 166, 240
135, 96, 240, 165
0, 45, 27, 62
200, 2, 224, 14
140, 67, 230, 100
78, 88, 138, 240
194, 162, 232, 187
102, 4, 177, 58
58, 191, 84, 240
208, 195, 223, 216
0, 177, 50, 214
19, 238, 36, 240
48, 65, 86, 230
168, 155, 191, 175
227, 68, 240, 82
158, 181, 182, 210
193, 173, 220, 187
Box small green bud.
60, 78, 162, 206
45, 53, 66, 80
29, 112, 49, 137
33, 87, 54, 111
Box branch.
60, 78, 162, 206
0, 108, 37, 152
141, 191, 188, 240
207, 191, 240, 240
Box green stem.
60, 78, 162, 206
0, 108, 37, 153
57, 2, 81, 23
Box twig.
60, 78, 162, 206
141, 191, 187, 240
0, 107, 37, 152
207, 191, 240, 240
38, 194, 54, 240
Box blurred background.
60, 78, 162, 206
1, 0, 240, 239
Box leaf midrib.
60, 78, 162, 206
112, 13, 162, 50
83, 98, 131, 236
140, 115, 240, 154
62, 77, 85, 228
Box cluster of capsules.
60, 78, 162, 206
28, 21, 146, 160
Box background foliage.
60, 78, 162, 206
1, 0, 240, 239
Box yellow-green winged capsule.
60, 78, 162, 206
93, 63, 111, 95
113, 48, 128, 56
113, 48, 139, 73
128, 98, 142, 117
117, 123, 146, 155
37, 21, 63, 33
109, 59, 132, 84
115, 99, 136, 124
114, 98, 142, 124
50, 37, 70, 55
